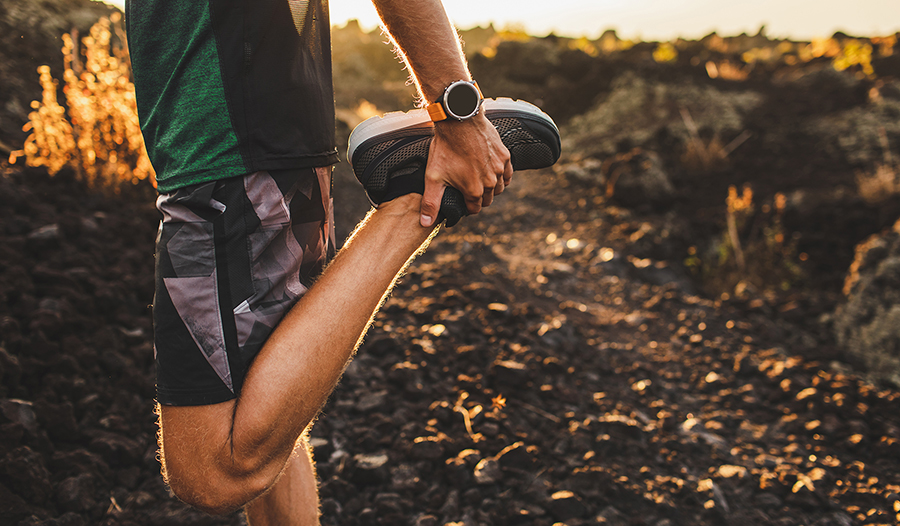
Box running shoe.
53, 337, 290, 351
347, 98, 561, 226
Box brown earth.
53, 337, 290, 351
1, 157, 899, 525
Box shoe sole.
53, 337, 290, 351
348, 98, 560, 166
347, 98, 561, 225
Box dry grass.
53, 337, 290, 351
9, 14, 155, 191
679, 108, 751, 173
686, 186, 804, 299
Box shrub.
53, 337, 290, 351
9, 14, 155, 191
653, 42, 678, 63
686, 185, 805, 300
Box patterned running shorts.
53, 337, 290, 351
153, 168, 335, 406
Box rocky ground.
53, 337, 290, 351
2, 3, 900, 524
1, 161, 899, 526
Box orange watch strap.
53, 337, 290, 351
427, 102, 448, 122
473, 81, 483, 98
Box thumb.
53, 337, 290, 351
420, 179, 444, 228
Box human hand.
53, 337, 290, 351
419, 113, 513, 227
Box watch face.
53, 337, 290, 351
446, 82, 480, 119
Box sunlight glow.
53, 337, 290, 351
102, 0, 900, 40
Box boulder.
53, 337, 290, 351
563, 71, 762, 164
833, 218, 900, 385
802, 74, 898, 168
605, 149, 675, 207
0, 446, 52, 506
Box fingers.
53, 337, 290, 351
502, 157, 514, 187
420, 181, 444, 228
466, 193, 483, 215
444, 161, 513, 216
481, 188, 494, 209
493, 172, 506, 197
424, 117, 513, 222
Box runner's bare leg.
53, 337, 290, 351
155, 0, 511, 522
157, 194, 437, 520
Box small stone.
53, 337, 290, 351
27, 224, 60, 240
320, 497, 342, 517
125, 491, 154, 508
411, 436, 444, 460
414, 514, 438, 526
473, 458, 502, 485
56, 474, 96, 513
356, 390, 388, 412
351, 453, 389, 485
358, 507, 377, 526
308, 436, 333, 463
609, 150, 674, 207
354, 453, 389, 470
480, 421, 499, 437
596, 506, 627, 525
390, 463, 421, 490
33, 400, 78, 441
81, 217, 99, 231
827, 512, 853, 526
1, 446, 52, 505
0, 482, 31, 524
373, 492, 403, 514
753, 492, 782, 508
495, 442, 536, 471
89, 431, 143, 467
439, 489, 459, 517
0, 399, 39, 435
491, 359, 529, 386
117, 465, 140, 489
456, 449, 482, 467
548, 490, 588, 521
53, 512, 86, 526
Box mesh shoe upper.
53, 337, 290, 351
348, 98, 561, 226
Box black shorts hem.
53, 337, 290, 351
157, 386, 237, 407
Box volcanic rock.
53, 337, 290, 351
55, 474, 95, 513
833, 219, 900, 384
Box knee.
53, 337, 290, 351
162, 450, 276, 515
155, 402, 296, 515
167, 464, 273, 515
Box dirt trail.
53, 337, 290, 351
1, 166, 898, 526
321, 168, 900, 526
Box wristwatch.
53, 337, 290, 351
426, 80, 483, 122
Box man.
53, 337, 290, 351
126, 0, 552, 523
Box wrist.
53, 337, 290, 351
426, 80, 483, 122
432, 112, 489, 141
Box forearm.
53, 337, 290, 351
371, 0, 512, 226
371, 0, 470, 103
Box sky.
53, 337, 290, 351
104, 0, 900, 41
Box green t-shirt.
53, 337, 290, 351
126, 0, 338, 192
